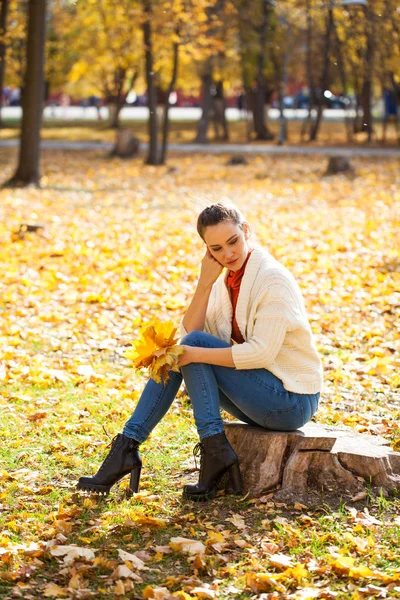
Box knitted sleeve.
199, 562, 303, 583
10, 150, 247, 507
231, 281, 295, 370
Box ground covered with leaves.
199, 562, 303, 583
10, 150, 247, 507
0, 149, 399, 599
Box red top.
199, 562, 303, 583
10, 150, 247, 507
226, 250, 253, 344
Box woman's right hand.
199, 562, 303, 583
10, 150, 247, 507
198, 249, 224, 288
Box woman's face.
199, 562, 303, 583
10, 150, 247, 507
203, 220, 250, 271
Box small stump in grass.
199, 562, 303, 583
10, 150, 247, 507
324, 156, 354, 176
111, 129, 140, 158
224, 422, 400, 504
226, 155, 249, 166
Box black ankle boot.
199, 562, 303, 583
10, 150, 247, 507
77, 434, 142, 495
183, 431, 243, 502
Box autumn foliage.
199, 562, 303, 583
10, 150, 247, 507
124, 320, 184, 383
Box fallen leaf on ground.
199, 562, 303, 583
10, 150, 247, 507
170, 537, 206, 557
43, 582, 69, 597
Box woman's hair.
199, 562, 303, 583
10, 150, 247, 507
197, 202, 245, 240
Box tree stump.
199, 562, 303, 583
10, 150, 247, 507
111, 129, 140, 158
324, 156, 354, 176
226, 155, 248, 166
224, 422, 400, 503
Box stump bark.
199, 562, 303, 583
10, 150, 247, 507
226, 155, 248, 166
324, 156, 354, 176
111, 129, 140, 158
224, 422, 400, 503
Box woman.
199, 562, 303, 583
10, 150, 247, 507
77, 203, 323, 501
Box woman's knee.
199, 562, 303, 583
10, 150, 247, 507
180, 330, 207, 347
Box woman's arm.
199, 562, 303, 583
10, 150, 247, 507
179, 345, 235, 368
182, 250, 223, 334
181, 280, 213, 334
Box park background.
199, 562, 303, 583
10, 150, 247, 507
0, 1, 399, 599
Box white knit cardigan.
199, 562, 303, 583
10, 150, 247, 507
180, 246, 323, 395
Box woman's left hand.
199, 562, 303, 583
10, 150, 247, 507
177, 345, 195, 367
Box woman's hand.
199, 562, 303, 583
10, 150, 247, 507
178, 345, 195, 367
198, 249, 224, 289
177, 344, 235, 368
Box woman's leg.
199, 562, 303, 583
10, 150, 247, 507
215, 368, 319, 431
181, 330, 319, 437
77, 371, 183, 494
180, 332, 232, 440
123, 371, 182, 443
217, 390, 260, 427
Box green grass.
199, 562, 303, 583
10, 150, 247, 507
1, 382, 400, 599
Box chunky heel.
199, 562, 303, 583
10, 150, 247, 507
129, 465, 141, 494
77, 434, 141, 497
228, 462, 243, 494
183, 432, 242, 501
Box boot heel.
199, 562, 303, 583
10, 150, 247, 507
228, 462, 243, 494
128, 466, 141, 495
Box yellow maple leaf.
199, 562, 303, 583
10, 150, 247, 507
43, 583, 69, 598
330, 556, 399, 582
245, 572, 287, 593
123, 515, 168, 529
124, 319, 184, 383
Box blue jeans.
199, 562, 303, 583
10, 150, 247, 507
123, 330, 320, 442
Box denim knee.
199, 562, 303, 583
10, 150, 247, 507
180, 330, 206, 347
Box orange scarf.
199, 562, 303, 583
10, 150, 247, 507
226, 250, 252, 344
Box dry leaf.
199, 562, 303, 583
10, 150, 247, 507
142, 586, 175, 599
113, 579, 125, 595
169, 537, 206, 557
191, 587, 216, 599
50, 545, 95, 564
225, 514, 246, 529
246, 572, 287, 593
330, 556, 400, 582
43, 582, 69, 598
124, 319, 184, 383
269, 553, 295, 569
123, 515, 168, 529
349, 491, 368, 502
117, 548, 146, 570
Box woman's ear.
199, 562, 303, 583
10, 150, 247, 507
243, 223, 250, 239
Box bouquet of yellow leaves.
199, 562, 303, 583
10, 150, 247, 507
124, 319, 184, 384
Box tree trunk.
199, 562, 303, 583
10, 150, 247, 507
301, 0, 315, 142
142, 0, 160, 165
6, 0, 47, 187
362, 4, 375, 143
253, 0, 274, 140
160, 33, 179, 165
111, 128, 140, 157
309, 6, 334, 142
195, 71, 213, 143
212, 80, 229, 141
277, 85, 287, 146
332, 18, 353, 142
274, 21, 291, 145
111, 69, 138, 129
106, 66, 131, 129
108, 99, 125, 128
0, 0, 10, 127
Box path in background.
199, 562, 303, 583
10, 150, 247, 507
1, 138, 399, 156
